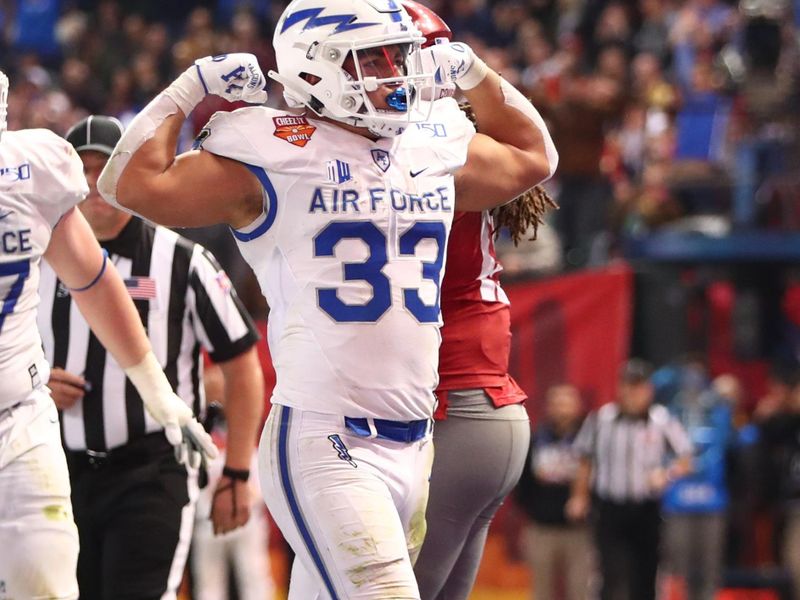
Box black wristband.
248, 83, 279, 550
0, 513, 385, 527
222, 466, 250, 481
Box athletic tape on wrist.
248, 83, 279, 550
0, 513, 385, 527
97, 65, 206, 210
458, 56, 489, 90
500, 78, 559, 179
163, 67, 207, 117
97, 92, 182, 210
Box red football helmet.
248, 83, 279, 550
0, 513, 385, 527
400, 1, 452, 48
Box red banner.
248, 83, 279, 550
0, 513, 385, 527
506, 263, 633, 420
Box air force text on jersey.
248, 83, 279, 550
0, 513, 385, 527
308, 185, 453, 215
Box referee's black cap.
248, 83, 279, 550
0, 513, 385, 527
65, 115, 123, 156
619, 358, 653, 383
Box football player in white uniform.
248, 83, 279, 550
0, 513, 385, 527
97, 0, 557, 597
0, 71, 216, 600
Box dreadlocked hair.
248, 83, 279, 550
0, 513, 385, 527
458, 102, 557, 245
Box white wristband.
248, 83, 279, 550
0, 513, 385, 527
500, 78, 559, 179
458, 56, 489, 90
163, 66, 207, 117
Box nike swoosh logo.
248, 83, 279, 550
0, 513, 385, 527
410, 168, 428, 178
0, 211, 13, 220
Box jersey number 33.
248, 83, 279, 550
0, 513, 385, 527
314, 220, 446, 324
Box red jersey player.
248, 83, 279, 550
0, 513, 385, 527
401, 3, 558, 597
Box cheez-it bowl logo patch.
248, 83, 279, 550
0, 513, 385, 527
273, 115, 316, 147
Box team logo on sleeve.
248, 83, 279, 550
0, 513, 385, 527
371, 149, 391, 172
273, 115, 316, 147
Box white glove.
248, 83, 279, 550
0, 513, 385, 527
97, 53, 267, 209
125, 352, 219, 468
194, 54, 268, 103
419, 40, 489, 91
166, 53, 268, 115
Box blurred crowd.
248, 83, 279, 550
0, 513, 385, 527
514, 357, 800, 600
1, 0, 798, 274
2, 1, 800, 597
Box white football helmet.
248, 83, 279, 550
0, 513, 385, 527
0, 71, 8, 139
271, 0, 436, 137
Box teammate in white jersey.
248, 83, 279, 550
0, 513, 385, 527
97, 0, 557, 597
0, 71, 216, 600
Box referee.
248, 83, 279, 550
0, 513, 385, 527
37, 115, 265, 600
566, 359, 693, 600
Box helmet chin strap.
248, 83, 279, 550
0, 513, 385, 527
268, 69, 319, 111
367, 121, 406, 137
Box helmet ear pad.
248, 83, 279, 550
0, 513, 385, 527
290, 44, 369, 117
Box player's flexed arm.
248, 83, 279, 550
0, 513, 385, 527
97, 54, 267, 229
44, 206, 217, 465
423, 43, 559, 211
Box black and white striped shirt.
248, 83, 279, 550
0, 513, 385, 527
38, 218, 259, 452
574, 402, 692, 503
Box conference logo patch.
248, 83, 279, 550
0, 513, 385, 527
273, 115, 316, 147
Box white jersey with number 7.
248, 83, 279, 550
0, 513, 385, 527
0, 129, 88, 410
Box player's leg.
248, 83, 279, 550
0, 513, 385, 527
287, 557, 326, 600
191, 515, 231, 600
0, 389, 79, 600
398, 427, 434, 568
414, 396, 529, 599
230, 508, 277, 600
98, 446, 198, 600
259, 405, 423, 600
281, 433, 431, 600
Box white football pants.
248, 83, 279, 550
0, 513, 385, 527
258, 405, 433, 600
0, 388, 79, 600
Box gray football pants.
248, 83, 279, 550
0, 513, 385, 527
414, 390, 529, 600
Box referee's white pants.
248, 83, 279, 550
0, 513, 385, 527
258, 405, 433, 600
0, 388, 79, 600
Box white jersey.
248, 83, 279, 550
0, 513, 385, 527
0, 129, 89, 409
199, 99, 475, 420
